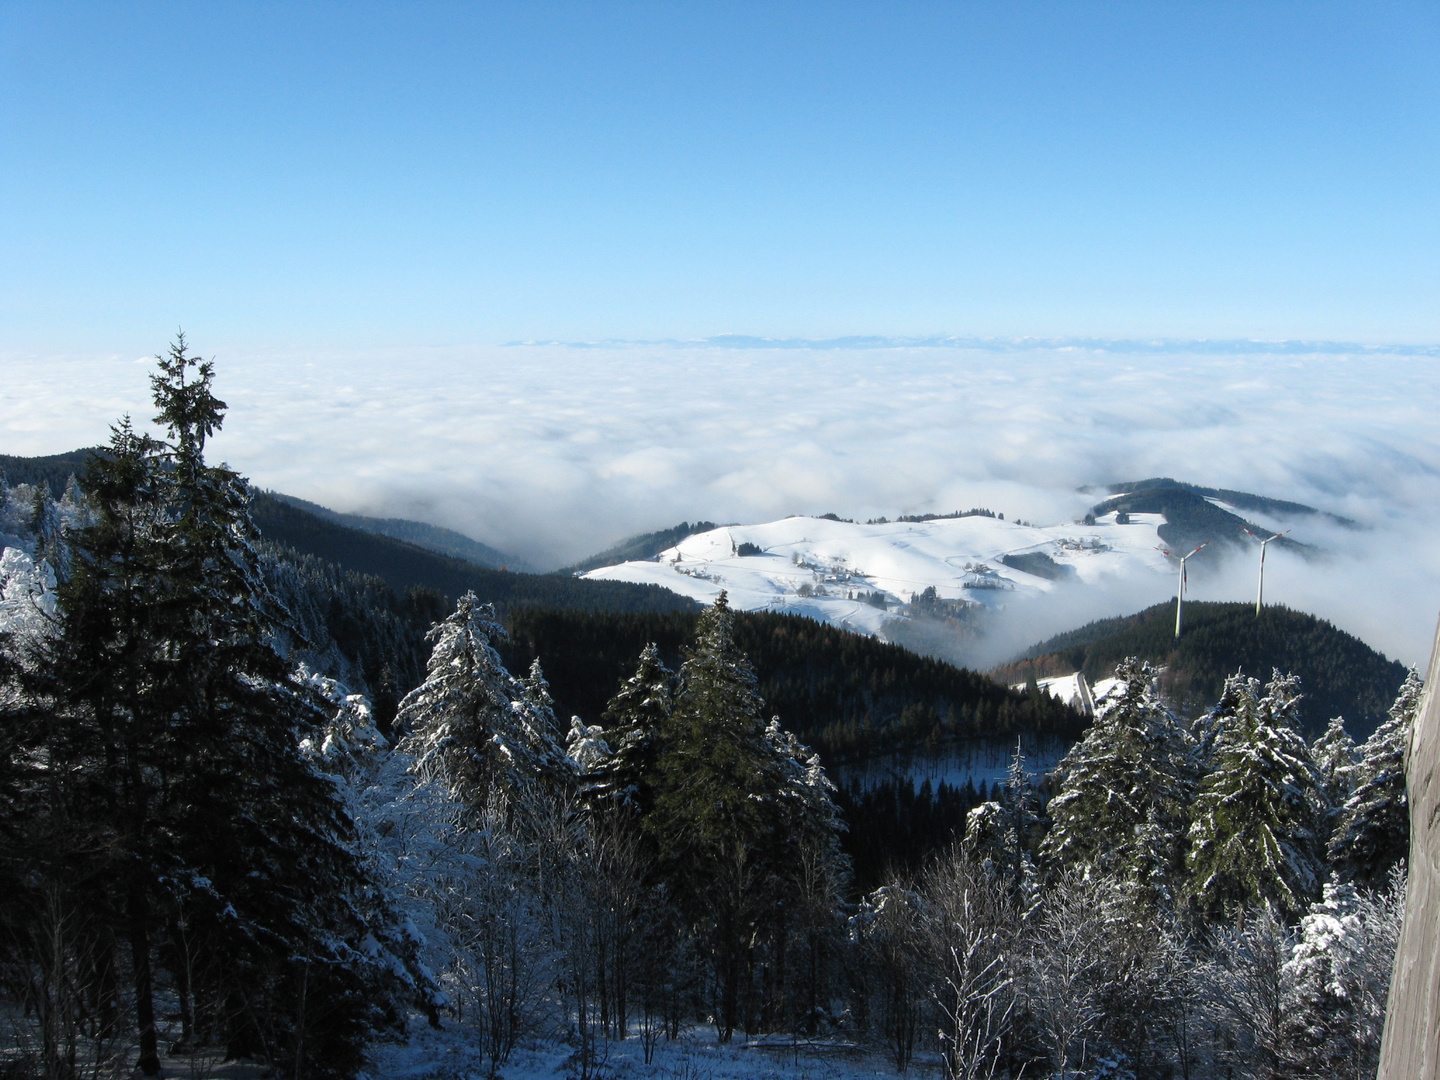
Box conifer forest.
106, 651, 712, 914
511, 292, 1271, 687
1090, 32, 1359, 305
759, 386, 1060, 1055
0, 346, 1420, 1079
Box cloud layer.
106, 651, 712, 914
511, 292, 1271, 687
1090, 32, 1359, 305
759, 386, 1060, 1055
4, 340, 1438, 668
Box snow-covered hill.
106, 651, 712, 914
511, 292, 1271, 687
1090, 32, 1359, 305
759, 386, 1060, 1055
583, 510, 1176, 645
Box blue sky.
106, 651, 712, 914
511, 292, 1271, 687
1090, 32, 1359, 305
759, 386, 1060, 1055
3, 2, 1437, 352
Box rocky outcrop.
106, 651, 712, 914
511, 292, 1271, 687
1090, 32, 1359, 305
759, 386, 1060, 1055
1378, 615, 1440, 1078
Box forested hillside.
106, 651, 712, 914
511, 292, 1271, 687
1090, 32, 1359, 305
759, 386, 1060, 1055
249, 492, 694, 613
501, 607, 1084, 763
995, 600, 1407, 738
560, 519, 720, 574
266, 490, 527, 570
0, 448, 696, 616
1088, 479, 1311, 554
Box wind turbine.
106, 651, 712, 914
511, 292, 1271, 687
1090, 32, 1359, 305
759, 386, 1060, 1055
1158, 542, 1209, 638
1244, 529, 1289, 616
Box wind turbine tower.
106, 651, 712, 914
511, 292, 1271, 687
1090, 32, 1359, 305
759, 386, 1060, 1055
1159, 543, 1209, 638
1245, 529, 1289, 616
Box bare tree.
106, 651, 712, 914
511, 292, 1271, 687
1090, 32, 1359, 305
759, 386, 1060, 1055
1021, 872, 1117, 1080
458, 796, 553, 1078
1197, 904, 1291, 1080
3, 886, 127, 1080
919, 845, 1016, 1080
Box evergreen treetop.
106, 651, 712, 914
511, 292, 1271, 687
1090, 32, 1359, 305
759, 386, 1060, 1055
1186, 670, 1328, 920
1039, 658, 1198, 906
397, 591, 570, 809
1329, 667, 1422, 886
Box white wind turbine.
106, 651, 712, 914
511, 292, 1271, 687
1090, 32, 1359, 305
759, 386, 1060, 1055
1244, 528, 1289, 616
1158, 542, 1209, 638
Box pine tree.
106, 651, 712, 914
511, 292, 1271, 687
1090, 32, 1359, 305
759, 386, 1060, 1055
1040, 659, 1198, 906
1186, 671, 1328, 921
597, 642, 674, 811
396, 592, 572, 814
1329, 668, 1422, 887
648, 593, 789, 1039
1280, 876, 1404, 1080
39, 416, 171, 1073
1311, 717, 1359, 849
764, 717, 850, 1031
644, 592, 847, 1040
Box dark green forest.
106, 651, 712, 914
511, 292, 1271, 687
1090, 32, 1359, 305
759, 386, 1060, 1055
501, 607, 1085, 763
994, 600, 1407, 738
0, 449, 696, 617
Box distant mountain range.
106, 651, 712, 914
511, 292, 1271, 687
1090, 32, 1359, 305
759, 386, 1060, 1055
2, 447, 1409, 764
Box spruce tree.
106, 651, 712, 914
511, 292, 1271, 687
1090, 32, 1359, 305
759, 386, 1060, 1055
1279, 879, 1401, 1080
397, 591, 570, 810
1311, 718, 1360, 810
645, 592, 846, 1040
40, 417, 171, 1073
1311, 717, 1359, 848
963, 740, 1042, 899
597, 642, 674, 811
1186, 671, 1328, 921
1329, 669, 1422, 887
37, 338, 392, 1077
649, 593, 787, 1039
1040, 658, 1197, 906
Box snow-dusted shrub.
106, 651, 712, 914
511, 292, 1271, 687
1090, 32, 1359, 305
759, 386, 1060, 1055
1280, 868, 1406, 1079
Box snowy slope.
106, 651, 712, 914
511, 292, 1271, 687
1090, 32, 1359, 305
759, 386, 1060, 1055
584, 511, 1174, 639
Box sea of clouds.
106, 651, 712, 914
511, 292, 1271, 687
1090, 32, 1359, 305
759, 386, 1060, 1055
4, 338, 1438, 668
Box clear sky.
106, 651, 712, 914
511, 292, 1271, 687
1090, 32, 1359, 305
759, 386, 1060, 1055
3, 1, 1437, 352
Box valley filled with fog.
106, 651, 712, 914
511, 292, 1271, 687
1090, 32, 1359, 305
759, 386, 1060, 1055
5, 338, 1437, 666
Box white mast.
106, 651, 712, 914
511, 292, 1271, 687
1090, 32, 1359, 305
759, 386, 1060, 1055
1244, 528, 1289, 616
1159, 542, 1209, 638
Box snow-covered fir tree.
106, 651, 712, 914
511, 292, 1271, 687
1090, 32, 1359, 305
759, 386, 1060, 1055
596, 641, 674, 811
1329, 668, 1423, 887
395, 592, 570, 808
965, 740, 1043, 900
1040, 658, 1198, 907
1311, 718, 1360, 814
1279, 871, 1406, 1080
1186, 670, 1328, 920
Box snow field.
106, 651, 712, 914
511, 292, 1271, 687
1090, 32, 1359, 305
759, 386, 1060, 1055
583, 513, 1173, 639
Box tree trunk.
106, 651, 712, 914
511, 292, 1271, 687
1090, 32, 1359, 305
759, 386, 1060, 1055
128, 887, 160, 1076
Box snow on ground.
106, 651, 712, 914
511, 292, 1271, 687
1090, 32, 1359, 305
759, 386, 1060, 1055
364, 1018, 928, 1080
1011, 672, 1094, 715
583, 511, 1173, 642
1006, 673, 1128, 718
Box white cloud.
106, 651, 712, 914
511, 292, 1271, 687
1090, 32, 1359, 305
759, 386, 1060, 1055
4, 339, 1438, 668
